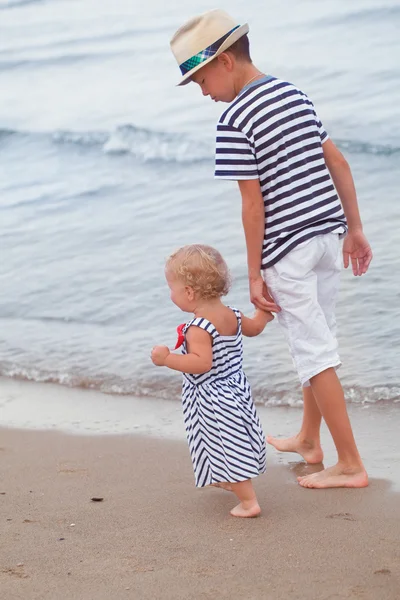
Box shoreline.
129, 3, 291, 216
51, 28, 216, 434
1, 376, 400, 488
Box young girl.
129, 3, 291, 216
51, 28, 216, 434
151, 244, 273, 518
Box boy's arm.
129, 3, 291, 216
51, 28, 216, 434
241, 309, 274, 337
151, 327, 212, 374
323, 139, 373, 276
238, 179, 280, 312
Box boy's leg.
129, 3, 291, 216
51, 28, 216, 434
229, 480, 260, 518
267, 234, 339, 464
298, 368, 368, 488
263, 238, 329, 463
267, 386, 323, 464
264, 235, 367, 487
296, 234, 367, 487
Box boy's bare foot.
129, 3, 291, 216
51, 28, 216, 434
230, 501, 261, 518
298, 464, 368, 488
211, 482, 233, 492
267, 434, 323, 464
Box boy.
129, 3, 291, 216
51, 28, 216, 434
170, 10, 372, 488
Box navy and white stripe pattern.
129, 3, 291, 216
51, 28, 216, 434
181, 307, 266, 488
215, 76, 347, 268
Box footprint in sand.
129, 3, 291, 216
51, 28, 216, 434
326, 512, 356, 521
58, 467, 88, 475
1, 566, 29, 579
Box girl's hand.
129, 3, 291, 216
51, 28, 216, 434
151, 345, 170, 366
241, 308, 274, 337
255, 308, 274, 324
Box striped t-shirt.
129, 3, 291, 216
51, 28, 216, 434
215, 76, 347, 269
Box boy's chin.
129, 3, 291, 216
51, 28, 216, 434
225, 92, 238, 103
212, 95, 234, 104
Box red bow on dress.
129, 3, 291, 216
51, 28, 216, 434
174, 323, 186, 349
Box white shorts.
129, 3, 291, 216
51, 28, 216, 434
263, 233, 342, 387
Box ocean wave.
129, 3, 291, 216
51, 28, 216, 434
0, 47, 141, 71
0, 54, 96, 71
0, 0, 44, 9
0, 124, 212, 164
1, 125, 399, 165
337, 139, 400, 157
0, 362, 181, 400
1, 361, 399, 407
315, 5, 400, 27
0, 27, 165, 58
0, 313, 108, 326
0, 128, 15, 140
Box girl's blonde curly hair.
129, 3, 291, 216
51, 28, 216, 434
166, 244, 231, 300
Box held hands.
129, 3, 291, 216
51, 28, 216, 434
255, 307, 275, 324
249, 275, 280, 313
151, 345, 170, 366
343, 230, 373, 276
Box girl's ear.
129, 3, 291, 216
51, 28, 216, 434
185, 286, 195, 301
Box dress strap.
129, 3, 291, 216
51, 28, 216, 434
227, 306, 242, 332
228, 306, 242, 320
183, 317, 218, 339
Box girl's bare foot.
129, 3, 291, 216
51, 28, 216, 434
267, 434, 323, 464
298, 464, 368, 488
211, 482, 233, 492
230, 501, 261, 518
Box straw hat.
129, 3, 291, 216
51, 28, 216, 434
170, 9, 249, 86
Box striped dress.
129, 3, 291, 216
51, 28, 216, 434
180, 307, 266, 488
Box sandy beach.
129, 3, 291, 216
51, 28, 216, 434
1, 381, 400, 600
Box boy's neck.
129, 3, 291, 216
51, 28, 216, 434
233, 63, 264, 97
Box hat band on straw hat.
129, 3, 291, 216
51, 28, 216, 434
179, 25, 240, 76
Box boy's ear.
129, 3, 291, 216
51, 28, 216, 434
217, 52, 234, 71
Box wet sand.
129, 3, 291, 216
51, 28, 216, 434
1, 422, 400, 600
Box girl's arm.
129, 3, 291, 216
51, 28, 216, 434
241, 308, 274, 338
151, 327, 212, 374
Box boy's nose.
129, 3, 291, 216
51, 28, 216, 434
201, 87, 209, 97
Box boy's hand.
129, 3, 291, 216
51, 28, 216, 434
151, 345, 170, 366
343, 230, 373, 276
249, 275, 280, 312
